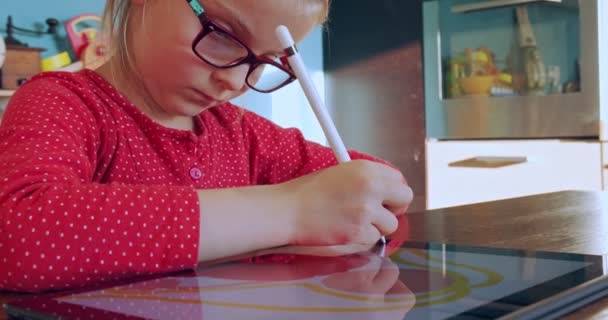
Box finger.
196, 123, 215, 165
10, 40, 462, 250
373, 162, 404, 185
383, 185, 413, 213
363, 163, 410, 205
350, 254, 384, 288
364, 253, 384, 270
371, 257, 401, 294
384, 201, 410, 217
356, 223, 383, 246
266, 244, 374, 257
385, 204, 409, 216
372, 164, 412, 207
387, 280, 412, 296
372, 207, 399, 237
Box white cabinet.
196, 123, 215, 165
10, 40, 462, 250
426, 139, 603, 209
601, 143, 608, 189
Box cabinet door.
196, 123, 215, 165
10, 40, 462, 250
601, 143, 608, 189
427, 140, 602, 209
423, 0, 598, 140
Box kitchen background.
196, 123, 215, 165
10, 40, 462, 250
423, 0, 608, 210
13, 1, 605, 212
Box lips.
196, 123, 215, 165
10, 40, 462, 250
189, 88, 223, 106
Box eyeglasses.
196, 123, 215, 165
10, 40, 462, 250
186, 0, 296, 93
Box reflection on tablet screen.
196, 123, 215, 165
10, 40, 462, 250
5, 242, 604, 320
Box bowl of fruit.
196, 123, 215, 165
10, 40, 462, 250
458, 75, 496, 96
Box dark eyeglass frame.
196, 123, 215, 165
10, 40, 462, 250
186, 0, 297, 93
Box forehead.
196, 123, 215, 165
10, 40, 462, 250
202, 0, 324, 50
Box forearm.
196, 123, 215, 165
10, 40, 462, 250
0, 182, 199, 292
196, 184, 295, 262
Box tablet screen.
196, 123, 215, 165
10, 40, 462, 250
5, 242, 604, 320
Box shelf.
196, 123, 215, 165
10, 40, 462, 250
451, 0, 562, 13
0, 90, 15, 97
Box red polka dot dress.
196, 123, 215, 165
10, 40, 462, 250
0, 70, 388, 292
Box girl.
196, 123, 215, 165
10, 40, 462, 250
0, 0, 412, 292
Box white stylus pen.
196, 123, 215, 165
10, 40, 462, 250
275, 25, 387, 247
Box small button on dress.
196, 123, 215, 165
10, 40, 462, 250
189, 167, 203, 180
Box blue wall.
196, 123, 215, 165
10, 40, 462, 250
0, 1, 106, 59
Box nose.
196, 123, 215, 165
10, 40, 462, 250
211, 64, 250, 92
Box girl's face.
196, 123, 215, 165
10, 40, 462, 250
127, 0, 324, 119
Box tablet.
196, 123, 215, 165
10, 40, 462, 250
4, 242, 606, 320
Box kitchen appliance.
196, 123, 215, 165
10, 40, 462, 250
3, 15, 58, 47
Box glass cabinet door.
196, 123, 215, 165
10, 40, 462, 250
423, 0, 600, 139
439, 0, 580, 98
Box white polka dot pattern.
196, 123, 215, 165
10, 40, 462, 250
0, 70, 386, 292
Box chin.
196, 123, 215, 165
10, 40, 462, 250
180, 108, 204, 117
192, 104, 221, 115
175, 99, 217, 117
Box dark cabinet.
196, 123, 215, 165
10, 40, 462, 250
324, 0, 426, 211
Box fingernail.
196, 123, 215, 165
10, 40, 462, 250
405, 186, 414, 202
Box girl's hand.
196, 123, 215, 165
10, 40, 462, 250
282, 160, 413, 246
256, 243, 376, 257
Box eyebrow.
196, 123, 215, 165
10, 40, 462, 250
206, 1, 252, 39
203, 1, 285, 58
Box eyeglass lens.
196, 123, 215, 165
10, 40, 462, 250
195, 30, 293, 92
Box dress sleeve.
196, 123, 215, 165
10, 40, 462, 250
0, 79, 200, 292
241, 110, 399, 185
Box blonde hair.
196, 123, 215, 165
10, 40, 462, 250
101, 0, 330, 70
100, 0, 135, 77
319, 0, 331, 24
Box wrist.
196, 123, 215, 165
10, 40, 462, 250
271, 182, 300, 245
196, 184, 298, 262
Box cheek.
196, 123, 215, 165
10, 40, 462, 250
130, 10, 202, 79
133, 35, 206, 83
129, 0, 208, 71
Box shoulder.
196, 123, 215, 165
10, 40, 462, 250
7, 71, 102, 112
5, 70, 115, 122
2, 71, 111, 133
14, 70, 99, 99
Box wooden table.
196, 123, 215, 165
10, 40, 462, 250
2, 190, 608, 319
404, 191, 608, 319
